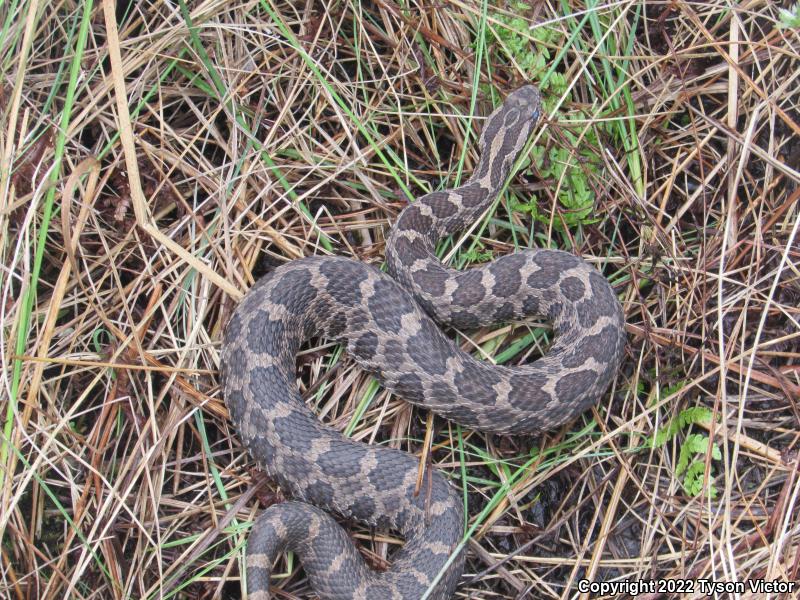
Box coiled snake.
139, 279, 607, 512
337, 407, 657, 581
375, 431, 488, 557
221, 85, 626, 599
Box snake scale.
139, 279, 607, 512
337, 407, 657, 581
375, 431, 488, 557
221, 85, 626, 599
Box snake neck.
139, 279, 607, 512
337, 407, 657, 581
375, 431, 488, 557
387, 103, 539, 278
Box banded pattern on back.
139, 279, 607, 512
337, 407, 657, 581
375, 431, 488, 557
221, 85, 626, 598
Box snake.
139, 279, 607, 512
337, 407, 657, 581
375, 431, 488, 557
221, 85, 626, 599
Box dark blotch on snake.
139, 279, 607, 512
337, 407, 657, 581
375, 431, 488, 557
507, 372, 551, 408
382, 339, 406, 364
246, 318, 286, 356
563, 324, 620, 369
223, 386, 248, 421
492, 301, 517, 322
402, 204, 434, 231
555, 369, 598, 400
586, 272, 620, 320
411, 264, 447, 296
224, 312, 245, 343
306, 479, 336, 506
527, 257, 562, 289
319, 260, 370, 307
407, 319, 450, 375
489, 255, 525, 298
458, 183, 487, 207
575, 296, 607, 330
364, 463, 392, 492
392, 235, 426, 268
368, 279, 416, 334
452, 368, 501, 406
224, 346, 250, 380
450, 310, 481, 329
559, 276, 586, 302
315, 297, 345, 338
429, 380, 457, 402
347, 496, 377, 520
249, 364, 285, 392
316, 448, 362, 479
352, 331, 379, 361
428, 192, 458, 219
270, 268, 315, 308
521, 294, 541, 315
452, 270, 485, 306
395, 372, 425, 401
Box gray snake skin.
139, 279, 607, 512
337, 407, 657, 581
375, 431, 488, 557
221, 85, 626, 599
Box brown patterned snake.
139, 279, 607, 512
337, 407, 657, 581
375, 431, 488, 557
221, 85, 626, 598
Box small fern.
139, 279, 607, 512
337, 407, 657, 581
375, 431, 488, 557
651, 405, 714, 448
778, 3, 800, 28
676, 434, 722, 498
651, 404, 721, 499
460, 243, 494, 265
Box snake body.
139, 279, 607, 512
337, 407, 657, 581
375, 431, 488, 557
221, 85, 626, 599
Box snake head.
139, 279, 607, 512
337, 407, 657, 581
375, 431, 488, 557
480, 85, 542, 154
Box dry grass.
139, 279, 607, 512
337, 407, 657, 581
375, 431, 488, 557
1, 0, 799, 598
